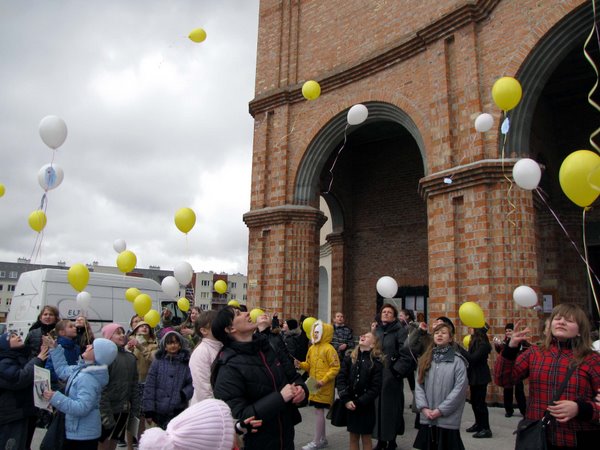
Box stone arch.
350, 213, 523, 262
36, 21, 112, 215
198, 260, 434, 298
294, 102, 427, 206
507, 3, 590, 156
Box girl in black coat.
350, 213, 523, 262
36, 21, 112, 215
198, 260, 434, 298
460, 325, 492, 438
211, 307, 308, 450
336, 331, 384, 450
0, 332, 48, 450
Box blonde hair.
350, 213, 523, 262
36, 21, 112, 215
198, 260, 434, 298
417, 322, 454, 384
543, 303, 593, 367
349, 332, 385, 366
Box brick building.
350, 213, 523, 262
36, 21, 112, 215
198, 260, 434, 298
243, 0, 600, 352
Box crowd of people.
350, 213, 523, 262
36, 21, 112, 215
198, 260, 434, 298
1, 302, 600, 450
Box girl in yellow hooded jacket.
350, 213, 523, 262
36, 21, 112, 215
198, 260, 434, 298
297, 320, 341, 450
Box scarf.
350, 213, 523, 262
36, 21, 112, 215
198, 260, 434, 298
432, 344, 451, 363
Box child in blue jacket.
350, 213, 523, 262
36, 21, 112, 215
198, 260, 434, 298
45, 319, 81, 390
142, 331, 193, 429
42, 336, 118, 450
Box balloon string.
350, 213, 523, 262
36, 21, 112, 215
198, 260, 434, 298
584, 0, 600, 153
582, 208, 600, 317
534, 188, 600, 287
323, 124, 349, 194
500, 112, 517, 227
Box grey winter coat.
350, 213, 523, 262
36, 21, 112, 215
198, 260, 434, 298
415, 345, 468, 430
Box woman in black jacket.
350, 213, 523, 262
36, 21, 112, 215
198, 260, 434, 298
460, 324, 493, 438
211, 307, 308, 450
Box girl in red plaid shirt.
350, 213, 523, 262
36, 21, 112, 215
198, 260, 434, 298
495, 304, 600, 449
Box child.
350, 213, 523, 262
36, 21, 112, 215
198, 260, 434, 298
138, 399, 235, 450
42, 336, 118, 450
74, 316, 94, 353
99, 323, 140, 450
143, 331, 193, 429
0, 332, 48, 450
336, 332, 384, 450
413, 322, 468, 450
126, 321, 158, 443
297, 319, 341, 450
45, 319, 80, 390
189, 310, 222, 404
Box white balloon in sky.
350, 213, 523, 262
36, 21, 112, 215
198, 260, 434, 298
513, 285, 538, 307
376, 276, 398, 298
113, 239, 127, 253
347, 104, 369, 125
174, 261, 194, 286
77, 291, 91, 309
161, 276, 180, 298
37, 163, 64, 191
39, 115, 68, 149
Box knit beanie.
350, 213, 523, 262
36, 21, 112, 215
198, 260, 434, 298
436, 316, 455, 334
102, 323, 124, 340
286, 319, 298, 330
0, 332, 10, 351
93, 338, 118, 366
138, 399, 235, 450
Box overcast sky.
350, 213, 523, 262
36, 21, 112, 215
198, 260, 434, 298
0, 1, 260, 275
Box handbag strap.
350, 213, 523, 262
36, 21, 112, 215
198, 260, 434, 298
542, 364, 577, 423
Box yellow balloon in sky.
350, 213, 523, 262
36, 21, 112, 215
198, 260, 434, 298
214, 279, 227, 294
228, 299, 240, 308
302, 317, 317, 336
249, 308, 265, 323
28, 210, 47, 232
302, 80, 321, 100
0, 183, 5, 197
491, 76, 522, 111
144, 309, 160, 328
67, 263, 90, 292
125, 287, 141, 302
177, 297, 190, 312
174, 207, 196, 234
463, 334, 471, 348
459, 302, 485, 328
117, 250, 137, 273
134, 294, 152, 316
188, 28, 207, 43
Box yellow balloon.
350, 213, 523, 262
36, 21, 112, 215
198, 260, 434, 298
491, 76, 522, 111
302, 317, 317, 336
67, 263, 90, 292
214, 279, 227, 294
458, 301, 485, 328
228, 299, 240, 308
174, 207, 196, 234
177, 297, 190, 312
188, 28, 207, 43
0, 183, 5, 197
117, 250, 137, 273
125, 287, 141, 302
28, 210, 47, 232
463, 334, 471, 348
588, 163, 600, 192
133, 294, 152, 316
144, 309, 160, 328
249, 308, 264, 323
302, 80, 321, 100
559, 150, 600, 207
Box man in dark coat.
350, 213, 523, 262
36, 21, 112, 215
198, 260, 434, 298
211, 307, 308, 450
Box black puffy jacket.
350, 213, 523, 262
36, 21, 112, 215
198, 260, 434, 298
212, 333, 307, 450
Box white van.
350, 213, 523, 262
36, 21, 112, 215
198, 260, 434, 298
6, 268, 180, 337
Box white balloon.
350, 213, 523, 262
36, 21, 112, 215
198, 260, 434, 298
161, 276, 180, 298
174, 261, 194, 285
39, 115, 68, 149
113, 239, 127, 253
77, 291, 91, 309
376, 276, 398, 298
37, 163, 64, 191
513, 158, 541, 190
347, 104, 369, 125
513, 285, 538, 307
474, 113, 494, 132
